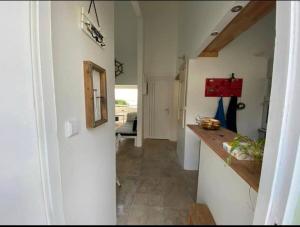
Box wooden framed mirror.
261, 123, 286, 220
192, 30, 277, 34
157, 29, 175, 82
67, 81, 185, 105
83, 61, 108, 128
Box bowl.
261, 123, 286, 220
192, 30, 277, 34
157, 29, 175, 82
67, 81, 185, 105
198, 118, 221, 130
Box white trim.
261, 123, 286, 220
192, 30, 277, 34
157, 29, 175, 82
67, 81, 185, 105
283, 137, 300, 224
146, 75, 175, 82
29, 3, 51, 223
282, 4, 300, 224
254, 1, 300, 224
29, 2, 65, 224
149, 79, 155, 138
131, 1, 142, 17
115, 84, 138, 89
182, 60, 189, 129
127, 1, 144, 147
136, 17, 144, 147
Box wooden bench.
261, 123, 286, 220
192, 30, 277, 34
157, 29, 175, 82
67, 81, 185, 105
188, 204, 215, 225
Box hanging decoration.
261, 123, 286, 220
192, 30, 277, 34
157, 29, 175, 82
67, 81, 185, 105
115, 59, 124, 77
81, 0, 106, 47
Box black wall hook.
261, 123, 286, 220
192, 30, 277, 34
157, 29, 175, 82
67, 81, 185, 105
230, 73, 236, 80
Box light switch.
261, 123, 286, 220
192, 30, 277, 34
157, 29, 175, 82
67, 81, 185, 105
65, 120, 79, 138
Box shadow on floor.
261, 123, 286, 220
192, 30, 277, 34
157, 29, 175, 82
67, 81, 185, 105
116, 138, 198, 225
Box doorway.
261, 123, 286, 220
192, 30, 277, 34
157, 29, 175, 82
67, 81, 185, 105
115, 85, 138, 127
146, 77, 174, 140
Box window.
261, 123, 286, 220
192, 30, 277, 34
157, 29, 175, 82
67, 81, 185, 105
115, 85, 138, 127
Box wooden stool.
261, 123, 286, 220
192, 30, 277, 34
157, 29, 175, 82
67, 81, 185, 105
188, 203, 215, 225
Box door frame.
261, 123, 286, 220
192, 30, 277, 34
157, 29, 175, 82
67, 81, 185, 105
177, 57, 188, 129
30, 1, 65, 224
254, 1, 300, 224
131, 1, 144, 147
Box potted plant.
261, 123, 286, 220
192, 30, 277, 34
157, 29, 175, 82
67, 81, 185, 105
226, 134, 265, 173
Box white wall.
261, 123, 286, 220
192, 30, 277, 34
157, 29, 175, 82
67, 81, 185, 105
178, 1, 235, 58
115, 1, 138, 85
181, 11, 275, 170
197, 142, 258, 224
292, 199, 300, 224
141, 1, 178, 78
51, 1, 116, 225
221, 10, 276, 59
141, 1, 179, 140
0, 2, 48, 224
254, 2, 300, 224
184, 56, 268, 170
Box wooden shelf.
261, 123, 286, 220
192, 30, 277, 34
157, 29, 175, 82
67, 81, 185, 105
200, 1, 276, 57
188, 125, 261, 192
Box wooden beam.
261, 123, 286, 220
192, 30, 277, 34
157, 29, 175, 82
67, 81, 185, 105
200, 51, 219, 57
199, 1, 276, 57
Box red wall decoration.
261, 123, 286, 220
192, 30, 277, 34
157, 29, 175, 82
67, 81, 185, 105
205, 78, 243, 97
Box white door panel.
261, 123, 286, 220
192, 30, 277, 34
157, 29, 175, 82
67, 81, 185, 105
148, 78, 172, 139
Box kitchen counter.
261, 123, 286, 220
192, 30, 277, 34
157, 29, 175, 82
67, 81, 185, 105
188, 124, 260, 224
187, 124, 260, 192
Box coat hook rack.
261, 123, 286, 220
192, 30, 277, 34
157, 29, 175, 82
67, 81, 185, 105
205, 74, 243, 97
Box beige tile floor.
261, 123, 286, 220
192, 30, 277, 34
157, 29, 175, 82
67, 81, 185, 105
116, 139, 198, 225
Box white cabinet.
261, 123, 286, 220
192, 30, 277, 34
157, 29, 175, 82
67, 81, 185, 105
197, 142, 258, 225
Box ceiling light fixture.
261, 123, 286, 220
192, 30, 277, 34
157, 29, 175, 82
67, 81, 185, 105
231, 5, 243, 13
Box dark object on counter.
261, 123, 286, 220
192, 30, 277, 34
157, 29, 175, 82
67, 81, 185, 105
226, 96, 237, 132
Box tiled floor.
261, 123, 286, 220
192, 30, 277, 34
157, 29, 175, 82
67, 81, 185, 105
116, 139, 198, 225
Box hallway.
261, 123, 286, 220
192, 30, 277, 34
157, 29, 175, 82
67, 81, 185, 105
116, 139, 198, 225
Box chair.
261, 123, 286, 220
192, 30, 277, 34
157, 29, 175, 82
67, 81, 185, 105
115, 112, 137, 147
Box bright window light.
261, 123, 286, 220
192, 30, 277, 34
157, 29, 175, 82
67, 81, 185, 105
115, 85, 138, 108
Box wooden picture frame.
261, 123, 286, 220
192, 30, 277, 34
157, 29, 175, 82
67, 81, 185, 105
83, 61, 108, 128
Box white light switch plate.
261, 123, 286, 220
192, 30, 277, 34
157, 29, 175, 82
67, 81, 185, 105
65, 120, 79, 138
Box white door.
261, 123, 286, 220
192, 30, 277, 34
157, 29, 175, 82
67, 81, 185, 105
148, 78, 172, 139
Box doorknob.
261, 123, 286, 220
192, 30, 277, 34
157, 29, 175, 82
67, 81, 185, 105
165, 108, 170, 114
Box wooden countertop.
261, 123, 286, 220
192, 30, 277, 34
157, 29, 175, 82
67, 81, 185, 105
188, 124, 261, 192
